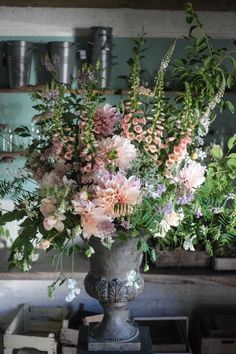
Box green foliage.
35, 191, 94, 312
210, 145, 224, 160
166, 133, 236, 255
173, 2, 236, 114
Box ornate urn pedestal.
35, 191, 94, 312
84, 236, 144, 351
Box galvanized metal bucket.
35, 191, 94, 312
47, 41, 78, 84
4, 41, 34, 88
88, 27, 113, 88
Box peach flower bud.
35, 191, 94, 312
174, 146, 183, 154
85, 154, 92, 161
145, 135, 152, 144
132, 118, 139, 125
122, 123, 131, 131
127, 132, 135, 141
148, 127, 153, 134
180, 137, 191, 144
149, 145, 158, 153
166, 159, 174, 167
135, 134, 144, 142
156, 125, 164, 131
67, 144, 74, 152
37, 239, 51, 251
152, 155, 158, 161
155, 130, 163, 137
124, 113, 132, 122
84, 163, 92, 173
160, 143, 169, 149
168, 154, 178, 162
135, 110, 143, 115
154, 137, 161, 146
139, 117, 146, 125
64, 151, 73, 160
134, 125, 143, 134
95, 157, 104, 166
167, 137, 176, 142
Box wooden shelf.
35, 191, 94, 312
0, 0, 236, 11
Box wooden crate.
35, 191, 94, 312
213, 257, 236, 270
200, 312, 236, 354
60, 318, 79, 354
4, 304, 68, 354
201, 337, 236, 354
133, 316, 192, 354
61, 313, 105, 354
155, 250, 211, 268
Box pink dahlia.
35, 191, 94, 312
94, 172, 142, 217
179, 161, 205, 191
93, 104, 122, 137
96, 135, 136, 171
72, 198, 113, 239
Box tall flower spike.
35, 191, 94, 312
152, 42, 176, 129
199, 77, 226, 136
181, 82, 194, 132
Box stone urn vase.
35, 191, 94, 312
84, 236, 144, 349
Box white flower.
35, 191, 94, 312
226, 193, 236, 201
29, 253, 39, 262
183, 235, 196, 251
195, 148, 207, 161
212, 207, 223, 214
65, 278, 81, 302
165, 209, 184, 227
154, 219, 171, 238
14, 250, 24, 261
126, 270, 140, 290
23, 260, 32, 272
126, 270, 137, 286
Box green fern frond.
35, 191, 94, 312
0, 180, 13, 197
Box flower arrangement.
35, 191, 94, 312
164, 136, 236, 256
0, 5, 236, 300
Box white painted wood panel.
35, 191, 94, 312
0, 7, 235, 38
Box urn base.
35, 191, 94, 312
77, 324, 152, 353
88, 323, 141, 351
